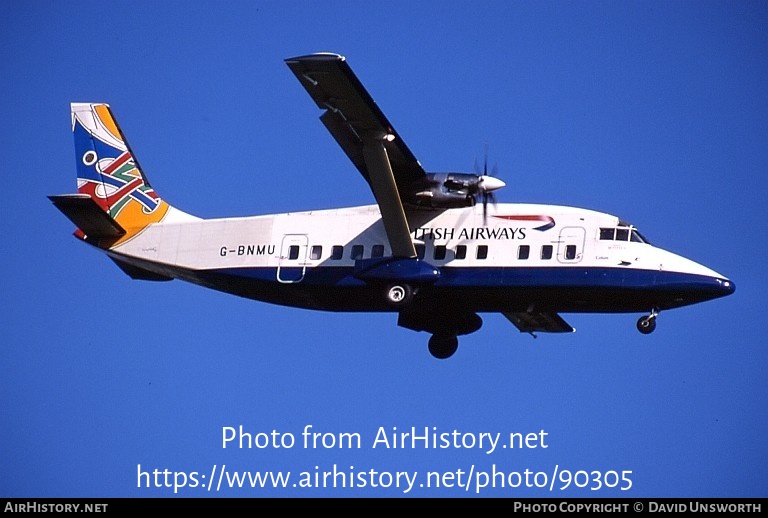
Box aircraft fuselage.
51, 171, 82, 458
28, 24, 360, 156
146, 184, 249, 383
105, 201, 733, 316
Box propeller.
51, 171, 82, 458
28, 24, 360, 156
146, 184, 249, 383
473, 146, 505, 224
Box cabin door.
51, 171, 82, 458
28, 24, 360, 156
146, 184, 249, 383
557, 226, 585, 264
277, 234, 308, 283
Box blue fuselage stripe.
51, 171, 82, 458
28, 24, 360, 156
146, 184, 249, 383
189, 264, 732, 313
213, 265, 715, 289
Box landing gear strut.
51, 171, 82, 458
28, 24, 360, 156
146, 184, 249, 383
428, 334, 459, 359
637, 308, 659, 334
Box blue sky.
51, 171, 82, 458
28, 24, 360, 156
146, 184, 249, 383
1, 0, 766, 498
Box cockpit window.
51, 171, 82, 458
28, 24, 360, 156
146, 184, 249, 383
631, 229, 650, 244
600, 226, 650, 244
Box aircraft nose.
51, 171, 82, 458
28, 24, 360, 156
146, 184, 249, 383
717, 278, 736, 296
480, 175, 506, 192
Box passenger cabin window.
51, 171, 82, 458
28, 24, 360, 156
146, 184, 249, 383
541, 245, 553, 260
434, 245, 447, 260
371, 244, 384, 258
310, 245, 322, 260
565, 244, 577, 260
455, 245, 467, 260
288, 245, 300, 260
477, 245, 488, 260
331, 245, 344, 260
518, 245, 530, 260
351, 245, 364, 260
416, 244, 426, 259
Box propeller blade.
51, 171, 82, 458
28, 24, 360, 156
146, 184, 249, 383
482, 191, 498, 225
471, 144, 504, 221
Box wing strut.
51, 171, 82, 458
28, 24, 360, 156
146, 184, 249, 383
362, 139, 417, 258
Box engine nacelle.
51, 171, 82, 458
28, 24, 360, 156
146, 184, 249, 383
403, 173, 503, 209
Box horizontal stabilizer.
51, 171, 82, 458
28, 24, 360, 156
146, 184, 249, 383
48, 194, 126, 239
503, 311, 575, 334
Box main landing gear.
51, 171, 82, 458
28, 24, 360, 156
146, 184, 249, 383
637, 308, 659, 334
428, 335, 459, 359
392, 291, 482, 359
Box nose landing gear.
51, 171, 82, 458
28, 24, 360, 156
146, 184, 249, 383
637, 308, 659, 334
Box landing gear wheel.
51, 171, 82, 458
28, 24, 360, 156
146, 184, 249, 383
385, 283, 413, 307
637, 315, 657, 334
428, 335, 458, 359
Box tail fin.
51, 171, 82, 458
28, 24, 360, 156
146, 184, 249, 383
50, 103, 170, 245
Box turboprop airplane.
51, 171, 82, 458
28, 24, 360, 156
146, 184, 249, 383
49, 52, 735, 359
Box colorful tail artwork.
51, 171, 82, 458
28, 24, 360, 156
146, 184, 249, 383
50, 103, 179, 247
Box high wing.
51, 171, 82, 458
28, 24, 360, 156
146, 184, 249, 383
285, 53, 421, 258
284, 53, 426, 192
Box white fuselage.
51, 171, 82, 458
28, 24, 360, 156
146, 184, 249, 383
112, 202, 725, 282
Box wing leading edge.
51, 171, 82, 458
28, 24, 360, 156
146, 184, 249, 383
285, 53, 420, 258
